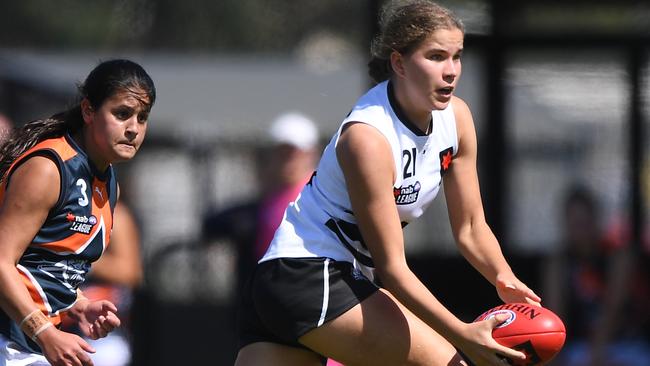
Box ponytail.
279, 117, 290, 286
0, 106, 83, 182
367, 57, 393, 84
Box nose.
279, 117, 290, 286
443, 58, 458, 82
124, 117, 139, 140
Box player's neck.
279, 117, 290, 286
391, 81, 433, 134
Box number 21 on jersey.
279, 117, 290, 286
402, 147, 417, 179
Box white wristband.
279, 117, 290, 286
19, 309, 40, 329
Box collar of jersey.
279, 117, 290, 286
64, 133, 111, 181
386, 81, 432, 137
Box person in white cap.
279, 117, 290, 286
263, 112, 320, 208
202, 111, 321, 294
257, 112, 320, 258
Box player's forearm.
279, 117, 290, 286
456, 223, 512, 286
65, 290, 90, 324
0, 264, 44, 323
378, 264, 467, 345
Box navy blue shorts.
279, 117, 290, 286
237, 257, 379, 356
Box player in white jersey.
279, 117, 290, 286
234, 1, 541, 365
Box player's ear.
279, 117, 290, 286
390, 51, 406, 78
80, 99, 94, 124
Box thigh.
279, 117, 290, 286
299, 289, 469, 366
250, 258, 378, 346
235, 342, 325, 366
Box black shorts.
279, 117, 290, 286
237, 257, 379, 352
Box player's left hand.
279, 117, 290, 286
73, 299, 121, 340
495, 273, 541, 306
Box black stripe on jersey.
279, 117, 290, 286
307, 170, 317, 186
387, 81, 432, 137
107, 167, 118, 215
325, 218, 374, 267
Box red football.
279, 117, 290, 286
474, 303, 566, 365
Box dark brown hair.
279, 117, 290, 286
0, 59, 156, 180
368, 0, 465, 83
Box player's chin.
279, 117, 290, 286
431, 98, 451, 111
430, 93, 453, 110
113, 145, 138, 161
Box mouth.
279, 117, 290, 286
117, 142, 137, 150
436, 86, 454, 96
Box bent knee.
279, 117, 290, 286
300, 290, 467, 366
403, 332, 466, 366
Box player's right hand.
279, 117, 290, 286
35, 325, 95, 366
456, 314, 526, 366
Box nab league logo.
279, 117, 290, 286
66, 212, 97, 234
394, 181, 421, 205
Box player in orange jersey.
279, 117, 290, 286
0, 59, 155, 366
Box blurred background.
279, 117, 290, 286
1, 0, 648, 365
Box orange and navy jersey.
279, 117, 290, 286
0, 134, 117, 353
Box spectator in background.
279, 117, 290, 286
202, 111, 320, 292
203, 111, 347, 366
543, 184, 650, 366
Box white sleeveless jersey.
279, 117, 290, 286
261, 81, 458, 280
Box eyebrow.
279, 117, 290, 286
112, 104, 136, 110
118, 96, 151, 112
427, 47, 463, 54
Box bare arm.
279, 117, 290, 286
0, 156, 95, 365
337, 122, 525, 363
444, 97, 540, 304
0, 157, 60, 324
88, 201, 142, 288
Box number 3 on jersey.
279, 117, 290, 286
76, 178, 89, 207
